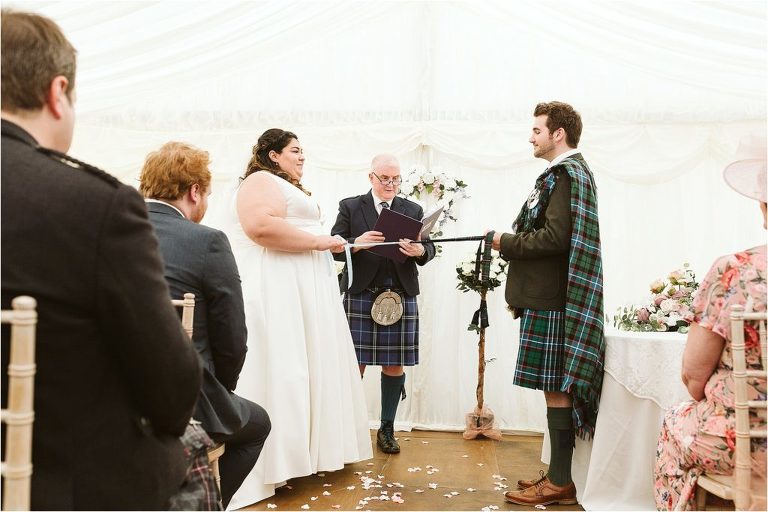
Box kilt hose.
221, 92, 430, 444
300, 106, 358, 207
343, 287, 419, 366
513, 308, 565, 391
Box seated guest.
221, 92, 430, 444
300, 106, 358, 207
139, 141, 271, 508
0, 10, 202, 510
654, 136, 767, 511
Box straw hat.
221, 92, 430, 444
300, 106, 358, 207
723, 135, 767, 202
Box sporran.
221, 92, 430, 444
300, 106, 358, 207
371, 289, 404, 326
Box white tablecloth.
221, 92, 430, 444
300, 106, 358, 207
542, 329, 690, 510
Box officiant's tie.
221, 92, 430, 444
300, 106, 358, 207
379, 201, 390, 212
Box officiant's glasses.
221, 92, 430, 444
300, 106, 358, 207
372, 173, 402, 186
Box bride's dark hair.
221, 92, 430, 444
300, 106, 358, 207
243, 128, 311, 196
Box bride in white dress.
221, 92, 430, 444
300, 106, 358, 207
226, 129, 372, 509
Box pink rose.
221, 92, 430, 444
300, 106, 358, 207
654, 295, 666, 306
636, 308, 650, 322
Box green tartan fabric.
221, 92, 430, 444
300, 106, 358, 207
557, 154, 605, 439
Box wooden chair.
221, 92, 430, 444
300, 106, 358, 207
170, 293, 226, 497
1, 296, 38, 511
696, 305, 767, 511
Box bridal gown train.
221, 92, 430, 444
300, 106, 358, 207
226, 173, 372, 509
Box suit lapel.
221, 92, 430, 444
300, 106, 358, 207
361, 191, 378, 230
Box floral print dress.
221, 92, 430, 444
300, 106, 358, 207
654, 244, 766, 511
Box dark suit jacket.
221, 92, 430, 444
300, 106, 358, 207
500, 166, 572, 311
0, 120, 202, 510
146, 202, 251, 436
331, 192, 436, 296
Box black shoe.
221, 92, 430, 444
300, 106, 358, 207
376, 421, 400, 454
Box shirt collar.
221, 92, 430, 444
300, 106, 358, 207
145, 198, 186, 219
371, 190, 391, 209
547, 148, 580, 169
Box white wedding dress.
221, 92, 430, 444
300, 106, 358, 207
226, 173, 372, 509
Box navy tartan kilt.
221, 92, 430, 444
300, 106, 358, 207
513, 308, 565, 392
343, 287, 419, 366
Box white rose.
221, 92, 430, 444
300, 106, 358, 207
491, 262, 501, 273
422, 172, 435, 185
666, 312, 682, 326
660, 299, 680, 313
445, 177, 456, 189
461, 262, 474, 274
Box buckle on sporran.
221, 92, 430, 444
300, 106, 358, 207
371, 289, 403, 326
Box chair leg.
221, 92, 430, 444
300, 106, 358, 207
695, 484, 708, 511
210, 457, 222, 495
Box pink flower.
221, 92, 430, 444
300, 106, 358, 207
725, 428, 736, 451
745, 324, 759, 349
654, 295, 666, 306
636, 308, 650, 322
720, 267, 739, 289
734, 251, 750, 265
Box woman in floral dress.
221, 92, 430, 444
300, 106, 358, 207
654, 136, 767, 511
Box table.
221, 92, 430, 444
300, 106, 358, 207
541, 329, 690, 510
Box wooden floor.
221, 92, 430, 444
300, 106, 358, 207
238, 430, 583, 511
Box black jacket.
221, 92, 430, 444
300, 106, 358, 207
147, 202, 252, 436
331, 192, 435, 296
1, 120, 202, 510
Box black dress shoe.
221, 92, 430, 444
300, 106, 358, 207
376, 421, 400, 454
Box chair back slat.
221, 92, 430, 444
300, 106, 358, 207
1, 296, 37, 512
730, 304, 768, 510
170, 293, 195, 340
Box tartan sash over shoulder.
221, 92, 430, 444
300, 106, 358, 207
556, 154, 606, 439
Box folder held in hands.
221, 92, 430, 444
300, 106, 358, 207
370, 208, 423, 263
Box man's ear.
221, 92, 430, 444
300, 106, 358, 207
553, 127, 566, 144
189, 183, 201, 203
45, 76, 70, 120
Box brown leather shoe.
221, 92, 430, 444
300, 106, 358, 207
376, 421, 400, 454
517, 469, 546, 490
504, 476, 577, 506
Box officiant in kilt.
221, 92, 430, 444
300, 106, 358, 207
331, 154, 436, 454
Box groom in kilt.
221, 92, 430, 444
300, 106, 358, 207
491, 101, 605, 507
332, 154, 436, 454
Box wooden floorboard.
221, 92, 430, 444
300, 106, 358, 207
237, 430, 584, 511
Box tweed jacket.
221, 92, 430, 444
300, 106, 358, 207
147, 202, 251, 436
1, 120, 202, 510
331, 192, 436, 296
501, 167, 572, 311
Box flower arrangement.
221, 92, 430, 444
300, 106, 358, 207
401, 167, 468, 235
613, 263, 700, 333
456, 252, 508, 294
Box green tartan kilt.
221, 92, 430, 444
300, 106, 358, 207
513, 308, 565, 391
